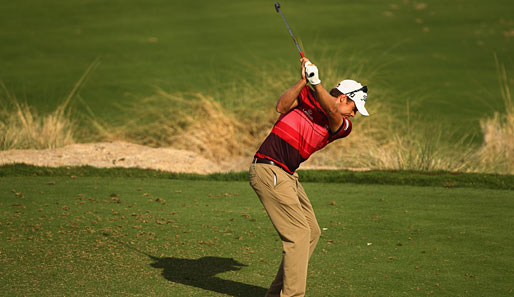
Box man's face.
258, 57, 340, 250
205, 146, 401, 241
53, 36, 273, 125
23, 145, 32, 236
337, 95, 357, 118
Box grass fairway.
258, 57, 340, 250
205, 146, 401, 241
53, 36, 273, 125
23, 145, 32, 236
1, 175, 513, 296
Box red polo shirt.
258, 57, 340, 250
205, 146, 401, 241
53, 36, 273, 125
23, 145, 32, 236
255, 85, 352, 174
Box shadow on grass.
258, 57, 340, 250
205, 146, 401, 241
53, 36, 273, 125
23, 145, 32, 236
150, 256, 267, 297
102, 233, 267, 297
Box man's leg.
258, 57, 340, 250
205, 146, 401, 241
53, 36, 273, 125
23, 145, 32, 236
265, 179, 321, 297
249, 163, 312, 297
266, 260, 284, 296
296, 180, 321, 258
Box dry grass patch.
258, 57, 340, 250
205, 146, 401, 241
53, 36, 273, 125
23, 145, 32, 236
0, 83, 76, 150
110, 90, 276, 162
475, 61, 514, 174
0, 60, 99, 150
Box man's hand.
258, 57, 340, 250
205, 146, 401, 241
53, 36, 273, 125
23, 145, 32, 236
301, 57, 319, 84
302, 59, 321, 85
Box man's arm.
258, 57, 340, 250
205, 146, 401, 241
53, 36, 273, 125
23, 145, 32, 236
276, 79, 306, 113
275, 59, 308, 114
312, 83, 343, 132
303, 59, 343, 132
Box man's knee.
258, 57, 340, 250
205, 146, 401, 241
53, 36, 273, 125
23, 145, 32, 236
280, 224, 311, 245
310, 224, 321, 242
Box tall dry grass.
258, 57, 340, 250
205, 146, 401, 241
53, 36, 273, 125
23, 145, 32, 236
0, 60, 99, 150
111, 56, 370, 162
308, 99, 480, 172
111, 90, 264, 161
0, 83, 76, 150
1, 57, 512, 174
116, 57, 512, 174
474, 61, 514, 174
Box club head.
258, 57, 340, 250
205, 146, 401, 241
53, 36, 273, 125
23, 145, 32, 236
274, 2, 280, 12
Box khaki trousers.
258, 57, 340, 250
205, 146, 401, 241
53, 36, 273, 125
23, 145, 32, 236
249, 162, 321, 297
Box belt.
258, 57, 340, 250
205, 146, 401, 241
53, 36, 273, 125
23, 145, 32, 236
253, 157, 294, 175
253, 157, 278, 167
253, 158, 293, 175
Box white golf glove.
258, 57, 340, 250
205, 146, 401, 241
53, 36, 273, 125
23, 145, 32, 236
305, 63, 321, 85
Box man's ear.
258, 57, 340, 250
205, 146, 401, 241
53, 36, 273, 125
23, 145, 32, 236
337, 94, 347, 103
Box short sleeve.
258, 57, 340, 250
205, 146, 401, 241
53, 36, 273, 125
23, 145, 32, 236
329, 118, 352, 141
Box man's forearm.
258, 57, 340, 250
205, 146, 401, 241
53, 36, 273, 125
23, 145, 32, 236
313, 83, 342, 131
276, 79, 307, 113
313, 84, 338, 116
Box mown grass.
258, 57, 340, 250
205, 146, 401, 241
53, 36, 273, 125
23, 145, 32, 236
1, 175, 513, 296
1, 164, 513, 191
0, 0, 511, 127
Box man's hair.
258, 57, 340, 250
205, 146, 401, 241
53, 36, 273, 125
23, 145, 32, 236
329, 88, 344, 97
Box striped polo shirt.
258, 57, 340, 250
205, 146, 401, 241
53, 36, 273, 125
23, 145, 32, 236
255, 85, 352, 174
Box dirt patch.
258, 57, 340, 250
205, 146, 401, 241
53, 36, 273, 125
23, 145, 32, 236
0, 141, 253, 174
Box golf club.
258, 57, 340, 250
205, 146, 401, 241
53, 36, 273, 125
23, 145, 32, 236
274, 2, 305, 58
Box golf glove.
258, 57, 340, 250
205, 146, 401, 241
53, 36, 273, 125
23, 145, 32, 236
305, 63, 321, 85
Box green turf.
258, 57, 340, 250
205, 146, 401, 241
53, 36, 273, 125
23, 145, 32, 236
1, 176, 513, 296
0, 0, 512, 138
1, 164, 513, 190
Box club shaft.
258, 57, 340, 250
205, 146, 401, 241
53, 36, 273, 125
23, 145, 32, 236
276, 5, 304, 58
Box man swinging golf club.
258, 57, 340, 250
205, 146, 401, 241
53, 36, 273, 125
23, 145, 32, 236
249, 4, 370, 296
249, 57, 369, 297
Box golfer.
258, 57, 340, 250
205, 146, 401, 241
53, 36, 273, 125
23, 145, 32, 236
249, 57, 369, 297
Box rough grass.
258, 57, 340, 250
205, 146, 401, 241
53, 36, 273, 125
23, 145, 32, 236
106, 59, 513, 174
476, 60, 514, 173
111, 91, 262, 161
0, 61, 99, 150
0, 83, 75, 150
1, 58, 512, 174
